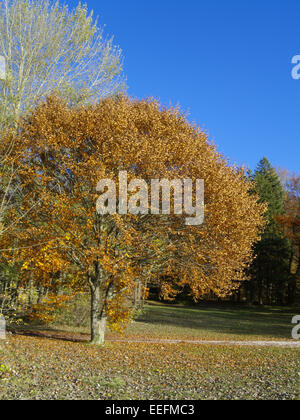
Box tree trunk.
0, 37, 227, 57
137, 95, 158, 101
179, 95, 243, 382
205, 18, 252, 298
236, 287, 241, 304
37, 286, 45, 304
287, 281, 296, 306
27, 275, 34, 306
134, 279, 143, 308
90, 281, 107, 345
258, 278, 264, 306
290, 244, 300, 307
291, 266, 300, 308
249, 281, 254, 304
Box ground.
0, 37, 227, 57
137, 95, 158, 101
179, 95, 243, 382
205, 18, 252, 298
0, 303, 299, 400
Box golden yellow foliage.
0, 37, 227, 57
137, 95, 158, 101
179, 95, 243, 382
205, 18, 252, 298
2, 95, 265, 341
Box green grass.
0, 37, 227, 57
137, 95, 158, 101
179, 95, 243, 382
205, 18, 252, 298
51, 301, 299, 342
120, 302, 298, 341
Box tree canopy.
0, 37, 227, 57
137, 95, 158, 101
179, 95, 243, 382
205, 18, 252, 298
1, 95, 266, 343
0, 0, 125, 126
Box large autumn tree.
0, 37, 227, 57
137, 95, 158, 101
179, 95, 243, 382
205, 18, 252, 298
6, 96, 265, 344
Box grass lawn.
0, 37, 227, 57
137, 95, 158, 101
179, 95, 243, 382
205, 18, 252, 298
0, 303, 299, 400
121, 302, 299, 341
53, 301, 299, 342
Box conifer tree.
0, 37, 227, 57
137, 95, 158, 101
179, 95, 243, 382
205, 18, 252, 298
248, 158, 291, 304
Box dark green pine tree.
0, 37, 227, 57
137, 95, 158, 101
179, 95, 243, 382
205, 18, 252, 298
247, 158, 291, 305
252, 157, 284, 231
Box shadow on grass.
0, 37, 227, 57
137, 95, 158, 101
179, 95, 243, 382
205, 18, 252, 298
135, 303, 298, 340
7, 303, 299, 342
8, 326, 90, 343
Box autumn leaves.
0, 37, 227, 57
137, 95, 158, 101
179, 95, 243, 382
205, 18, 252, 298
1, 95, 265, 342
96, 170, 205, 226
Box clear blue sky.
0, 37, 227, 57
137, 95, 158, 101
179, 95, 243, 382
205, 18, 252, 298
68, 0, 300, 173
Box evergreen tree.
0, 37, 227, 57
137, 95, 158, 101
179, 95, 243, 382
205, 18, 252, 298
252, 158, 284, 232
247, 158, 291, 305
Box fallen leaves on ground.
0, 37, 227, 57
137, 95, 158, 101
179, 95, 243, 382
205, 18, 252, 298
0, 335, 299, 400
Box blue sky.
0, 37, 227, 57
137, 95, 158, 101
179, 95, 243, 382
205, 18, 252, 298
68, 0, 300, 173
